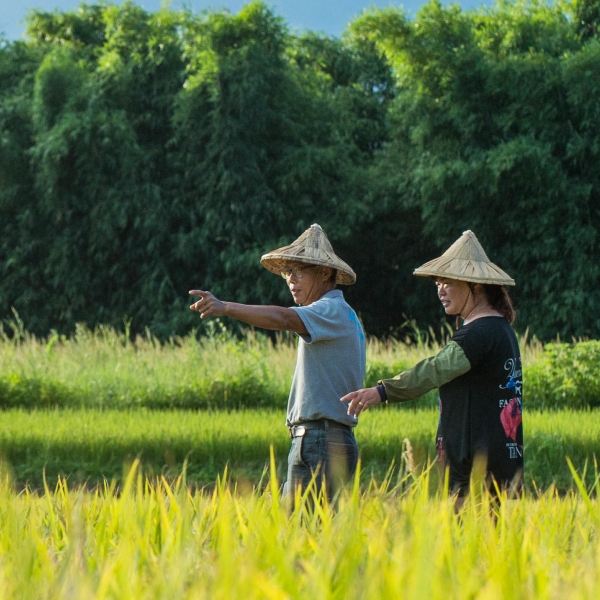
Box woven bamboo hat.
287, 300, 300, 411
261, 224, 356, 285
413, 230, 515, 286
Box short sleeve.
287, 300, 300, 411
292, 293, 346, 344
451, 320, 491, 368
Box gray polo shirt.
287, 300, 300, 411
287, 289, 366, 427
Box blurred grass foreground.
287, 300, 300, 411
0, 460, 599, 599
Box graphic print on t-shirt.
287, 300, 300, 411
499, 356, 523, 456
499, 357, 522, 396
500, 398, 521, 441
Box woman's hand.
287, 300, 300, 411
341, 387, 382, 418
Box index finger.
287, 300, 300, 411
340, 391, 358, 404
189, 290, 208, 298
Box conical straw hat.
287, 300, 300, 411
413, 230, 515, 286
261, 224, 356, 285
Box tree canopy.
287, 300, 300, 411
1, 0, 599, 339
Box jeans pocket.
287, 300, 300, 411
288, 436, 309, 471
326, 434, 358, 481
299, 431, 327, 472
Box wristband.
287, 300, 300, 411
376, 383, 388, 401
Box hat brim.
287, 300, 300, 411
261, 254, 356, 285
414, 257, 515, 286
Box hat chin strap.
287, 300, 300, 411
457, 286, 492, 328
455, 288, 473, 330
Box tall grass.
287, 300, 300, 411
0, 321, 295, 409
0, 319, 442, 410
1, 319, 595, 410
0, 461, 599, 599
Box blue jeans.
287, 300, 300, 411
284, 427, 358, 500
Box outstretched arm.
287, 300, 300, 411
189, 290, 308, 334
380, 341, 471, 401
341, 341, 471, 417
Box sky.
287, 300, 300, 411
0, 0, 489, 41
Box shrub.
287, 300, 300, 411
525, 341, 600, 409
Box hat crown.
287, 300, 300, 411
444, 230, 491, 263
298, 224, 336, 259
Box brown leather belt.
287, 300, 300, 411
288, 419, 353, 439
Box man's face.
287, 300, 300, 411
282, 262, 332, 306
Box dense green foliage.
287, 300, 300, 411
1, 0, 599, 339
0, 407, 598, 490
526, 340, 600, 408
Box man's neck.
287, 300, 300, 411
303, 284, 336, 306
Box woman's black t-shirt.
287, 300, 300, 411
437, 316, 523, 490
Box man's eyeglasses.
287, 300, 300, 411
280, 265, 318, 280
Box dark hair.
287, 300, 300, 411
481, 284, 516, 324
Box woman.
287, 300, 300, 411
341, 231, 523, 502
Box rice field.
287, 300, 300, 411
1, 320, 575, 411
1, 324, 600, 597
0, 459, 599, 599
0, 408, 598, 491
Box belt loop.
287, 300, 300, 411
323, 419, 329, 432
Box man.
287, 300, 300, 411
190, 224, 366, 499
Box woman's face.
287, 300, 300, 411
435, 277, 472, 315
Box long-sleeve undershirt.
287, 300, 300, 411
380, 341, 471, 403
